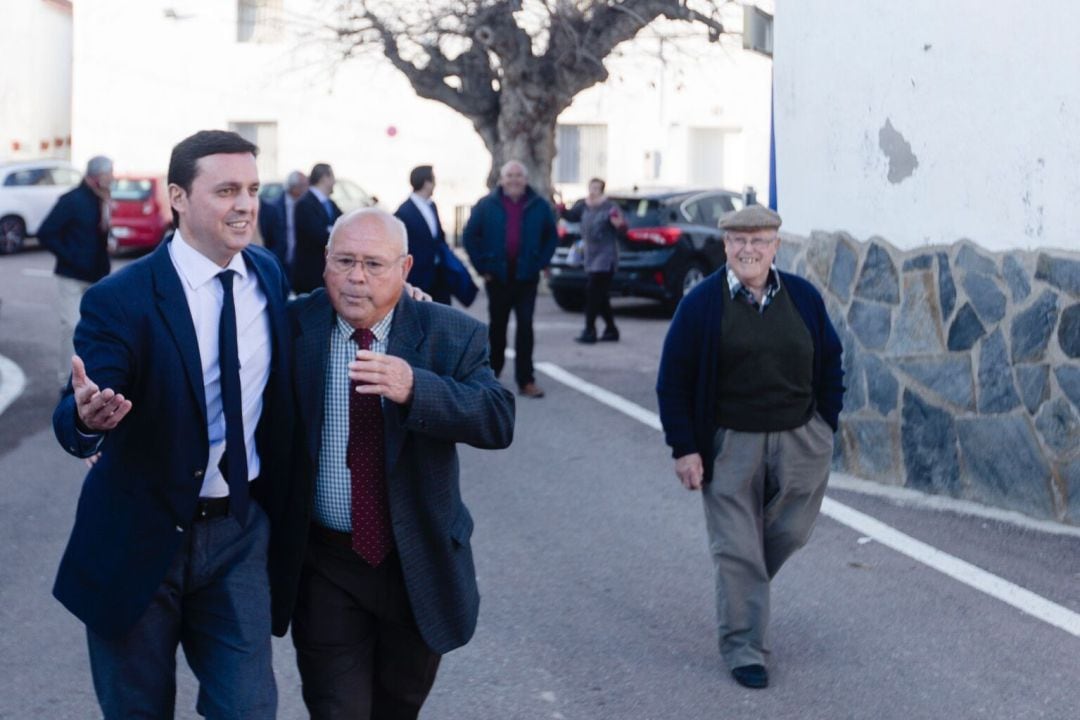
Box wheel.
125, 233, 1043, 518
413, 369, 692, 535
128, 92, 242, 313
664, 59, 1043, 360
663, 260, 708, 314
552, 287, 586, 312
0, 216, 26, 255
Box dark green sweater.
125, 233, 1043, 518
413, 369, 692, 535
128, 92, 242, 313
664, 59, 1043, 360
715, 286, 815, 432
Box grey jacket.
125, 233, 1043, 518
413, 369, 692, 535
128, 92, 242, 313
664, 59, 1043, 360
564, 199, 622, 273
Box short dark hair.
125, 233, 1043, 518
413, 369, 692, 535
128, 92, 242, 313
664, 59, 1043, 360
589, 177, 606, 193
167, 130, 258, 228
309, 163, 334, 186
409, 165, 434, 192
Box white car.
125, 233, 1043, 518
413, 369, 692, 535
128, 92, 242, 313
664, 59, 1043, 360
0, 160, 82, 254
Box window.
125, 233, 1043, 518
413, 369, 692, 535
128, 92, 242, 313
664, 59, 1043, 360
237, 0, 283, 43
555, 124, 608, 183
4, 168, 52, 186
742, 6, 773, 58
228, 121, 278, 181
50, 168, 82, 186
683, 194, 738, 227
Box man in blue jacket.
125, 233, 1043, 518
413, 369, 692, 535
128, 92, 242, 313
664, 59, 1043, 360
37, 155, 114, 389
52, 131, 291, 717
463, 160, 557, 398
656, 205, 844, 690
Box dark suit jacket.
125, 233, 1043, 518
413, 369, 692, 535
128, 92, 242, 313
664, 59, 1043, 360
51, 240, 293, 640
275, 290, 514, 653
258, 195, 288, 268
395, 197, 447, 302
395, 197, 479, 307
37, 181, 110, 282
292, 190, 341, 294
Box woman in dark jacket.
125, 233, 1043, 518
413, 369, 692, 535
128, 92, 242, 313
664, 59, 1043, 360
560, 178, 626, 343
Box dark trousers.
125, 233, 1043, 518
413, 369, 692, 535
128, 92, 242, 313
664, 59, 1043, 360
485, 278, 538, 387
86, 503, 276, 719
584, 271, 616, 333
292, 530, 442, 720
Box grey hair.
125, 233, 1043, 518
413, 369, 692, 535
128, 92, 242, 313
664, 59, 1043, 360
500, 160, 528, 180
328, 207, 409, 254
86, 155, 113, 177
285, 170, 306, 189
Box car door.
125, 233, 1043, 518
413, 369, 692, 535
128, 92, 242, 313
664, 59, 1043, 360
2, 166, 60, 235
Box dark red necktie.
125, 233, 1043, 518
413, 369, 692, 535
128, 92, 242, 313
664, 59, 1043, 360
347, 328, 393, 565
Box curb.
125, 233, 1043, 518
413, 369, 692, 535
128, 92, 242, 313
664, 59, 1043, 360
0, 353, 27, 418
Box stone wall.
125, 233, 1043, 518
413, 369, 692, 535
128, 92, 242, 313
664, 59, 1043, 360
776, 233, 1080, 524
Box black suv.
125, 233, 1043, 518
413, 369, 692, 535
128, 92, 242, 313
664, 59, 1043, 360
547, 188, 743, 313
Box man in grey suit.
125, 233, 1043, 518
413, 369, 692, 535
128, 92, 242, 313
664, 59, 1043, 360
275, 207, 515, 719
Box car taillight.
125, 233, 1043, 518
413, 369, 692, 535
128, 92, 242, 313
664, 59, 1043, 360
142, 202, 154, 216
556, 223, 567, 239
626, 226, 682, 245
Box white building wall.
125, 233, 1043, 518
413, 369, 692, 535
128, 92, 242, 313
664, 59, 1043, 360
71, 0, 772, 217
0, 0, 73, 161
774, 0, 1080, 253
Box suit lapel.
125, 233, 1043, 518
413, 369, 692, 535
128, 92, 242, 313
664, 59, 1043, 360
384, 294, 426, 477
296, 292, 334, 468
150, 241, 207, 424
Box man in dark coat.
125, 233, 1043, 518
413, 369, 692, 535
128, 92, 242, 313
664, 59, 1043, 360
277, 207, 514, 718
258, 169, 308, 281
51, 130, 292, 717
292, 162, 341, 293
37, 155, 114, 388
463, 160, 557, 398
656, 205, 844, 690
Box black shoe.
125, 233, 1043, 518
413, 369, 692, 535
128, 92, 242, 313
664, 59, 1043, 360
599, 327, 620, 342
731, 664, 768, 689
574, 330, 597, 344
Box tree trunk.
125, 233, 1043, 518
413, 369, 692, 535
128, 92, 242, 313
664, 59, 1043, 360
477, 76, 562, 203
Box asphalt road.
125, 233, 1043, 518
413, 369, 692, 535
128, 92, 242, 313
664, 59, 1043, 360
1, 247, 1077, 719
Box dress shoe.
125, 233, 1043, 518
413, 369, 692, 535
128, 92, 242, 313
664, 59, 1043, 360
518, 382, 545, 398
599, 327, 620, 342
731, 664, 768, 689
574, 329, 597, 344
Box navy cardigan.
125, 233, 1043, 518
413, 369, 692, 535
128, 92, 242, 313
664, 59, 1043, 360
656, 268, 844, 483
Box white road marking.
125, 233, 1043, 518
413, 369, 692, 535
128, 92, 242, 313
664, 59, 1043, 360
0, 353, 28, 417
528, 358, 1080, 639
20, 268, 52, 278
822, 498, 1080, 637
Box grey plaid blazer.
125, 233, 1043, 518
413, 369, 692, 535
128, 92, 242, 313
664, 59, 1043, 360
271, 289, 515, 653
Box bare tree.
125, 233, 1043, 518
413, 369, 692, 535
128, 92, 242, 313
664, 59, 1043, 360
327, 0, 730, 199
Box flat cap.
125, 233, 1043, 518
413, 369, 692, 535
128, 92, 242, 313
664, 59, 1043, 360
719, 204, 782, 231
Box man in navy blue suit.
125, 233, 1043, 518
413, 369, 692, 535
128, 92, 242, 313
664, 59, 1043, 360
258, 169, 308, 282
393, 165, 449, 303
292, 162, 342, 294
394, 165, 478, 308
52, 130, 292, 718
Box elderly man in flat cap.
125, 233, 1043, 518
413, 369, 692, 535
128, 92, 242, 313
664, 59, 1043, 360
655, 204, 844, 689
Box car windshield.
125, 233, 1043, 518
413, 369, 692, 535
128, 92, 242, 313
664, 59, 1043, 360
610, 197, 671, 228
111, 179, 152, 201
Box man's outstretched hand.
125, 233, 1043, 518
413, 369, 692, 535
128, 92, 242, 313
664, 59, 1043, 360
71, 355, 132, 433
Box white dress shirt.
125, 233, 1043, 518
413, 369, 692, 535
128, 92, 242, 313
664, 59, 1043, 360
409, 193, 439, 238
169, 231, 272, 498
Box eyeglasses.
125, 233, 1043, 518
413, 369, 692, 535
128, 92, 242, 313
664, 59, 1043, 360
725, 235, 777, 248
326, 254, 405, 277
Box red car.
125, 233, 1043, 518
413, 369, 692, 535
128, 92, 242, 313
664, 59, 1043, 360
109, 176, 172, 252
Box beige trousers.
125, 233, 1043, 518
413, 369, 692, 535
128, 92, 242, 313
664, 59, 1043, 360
703, 413, 834, 669
55, 275, 91, 387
